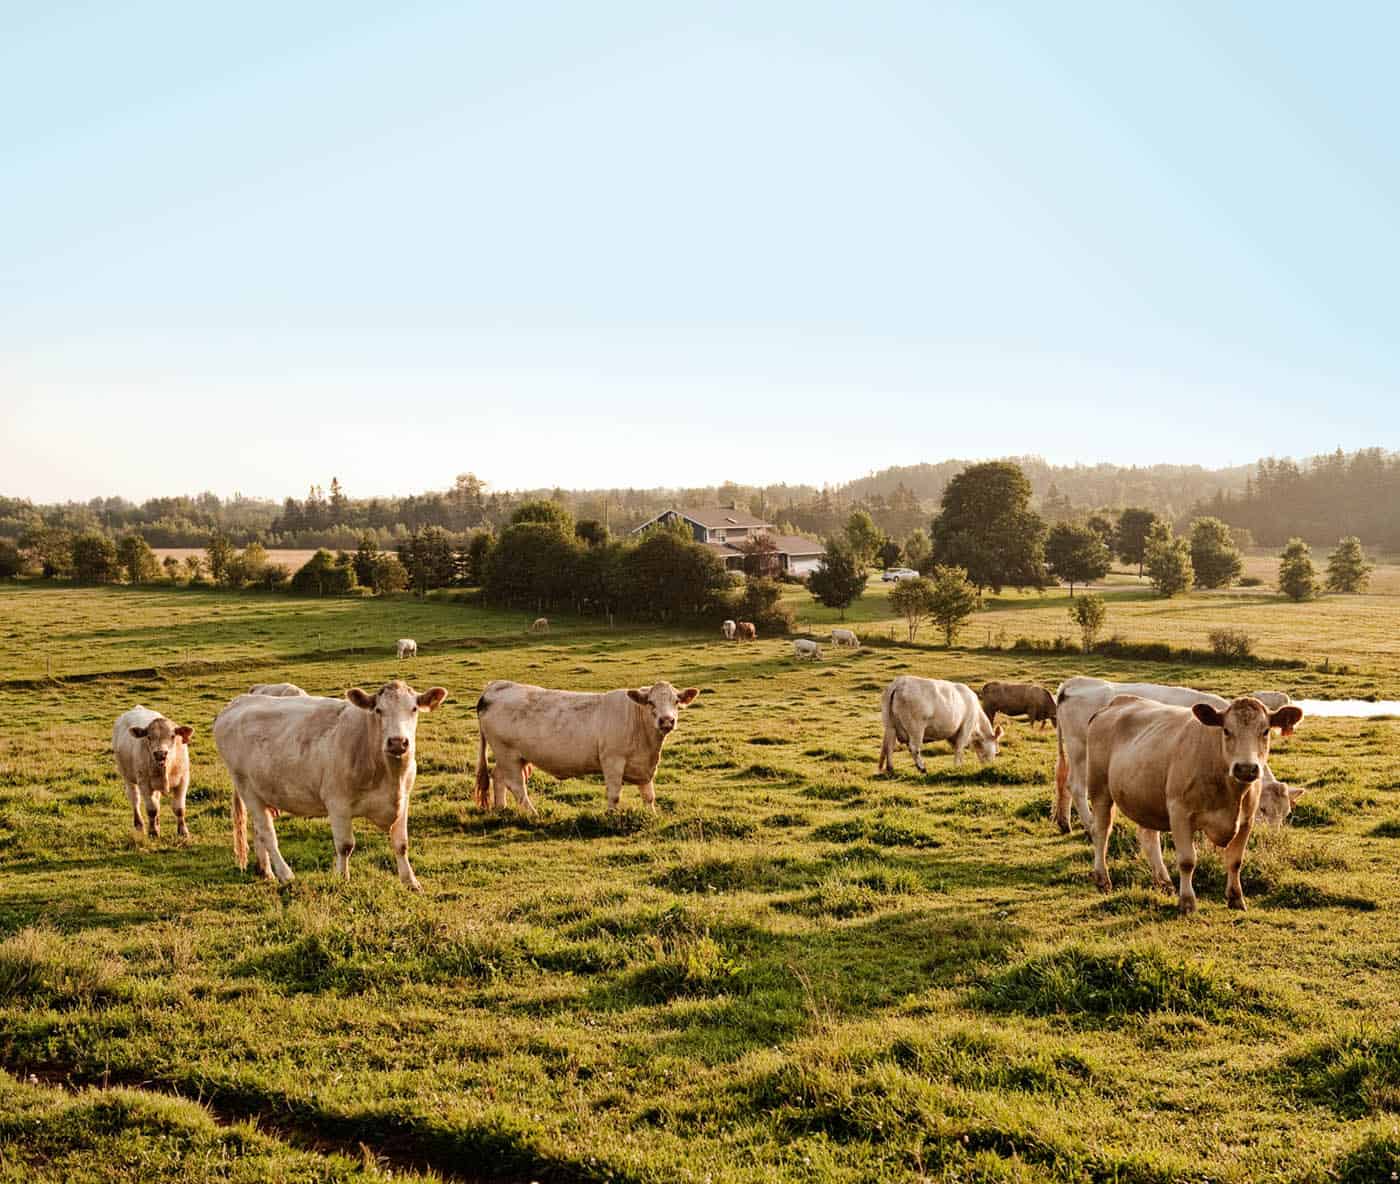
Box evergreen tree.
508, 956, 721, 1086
808, 538, 867, 618
1277, 538, 1317, 601
1325, 536, 1373, 593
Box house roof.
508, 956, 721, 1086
631, 506, 773, 534
766, 533, 824, 557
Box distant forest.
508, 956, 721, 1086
2, 449, 1395, 552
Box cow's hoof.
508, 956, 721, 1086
1153, 879, 1174, 896
1093, 874, 1112, 894
1053, 816, 1071, 835
1178, 896, 1198, 915
1228, 894, 1247, 912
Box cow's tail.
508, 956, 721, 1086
474, 723, 492, 810
231, 788, 248, 870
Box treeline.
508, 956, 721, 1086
1189, 449, 1400, 548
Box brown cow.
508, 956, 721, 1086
475, 679, 698, 813
736, 621, 757, 641
980, 681, 1056, 729
1086, 694, 1303, 912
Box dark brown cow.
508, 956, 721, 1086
980, 681, 1057, 729
736, 621, 757, 641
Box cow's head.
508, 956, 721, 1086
973, 719, 1005, 763
128, 716, 192, 777
1191, 697, 1303, 786
1255, 778, 1307, 827
627, 681, 699, 737
348, 680, 448, 762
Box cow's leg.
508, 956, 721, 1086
905, 729, 926, 775
250, 804, 294, 884
1051, 747, 1073, 834
125, 782, 144, 836
1222, 813, 1255, 912
603, 757, 627, 811
1067, 749, 1094, 833
329, 809, 355, 882
1086, 767, 1115, 892
389, 803, 421, 892
1169, 807, 1198, 914
638, 779, 657, 814
1138, 828, 1174, 893
172, 773, 190, 839
139, 784, 160, 837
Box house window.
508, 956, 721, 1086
714, 529, 725, 542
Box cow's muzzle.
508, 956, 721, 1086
657, 719, 675, 734
385, 738, 410, 758
152, 750, 167, 764
1231, 762, 1260, 783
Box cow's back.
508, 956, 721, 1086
215, 693, 351, 810
889, 676, 976, 741
1088, 698, 1197, 830
478, 681, 623, 779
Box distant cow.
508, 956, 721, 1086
878, 676, 1003, 773
530, 618, 550, 634
475, 680, 699, 813
830, 628, 860, 649
721, 619, 737, 640
396, 638, 417, 659
213, 679, 448, 890
1256, 778, 1307, 827
980, 681, 1056, 729
736, 621, 757, 641
250, 683, 308, 697
113, 706, 194, 838
1052, 677, 1294, 834
793, 638, 822, 660
1086, 694, 1304, 912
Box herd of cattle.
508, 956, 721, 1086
109, 633, 1311, 913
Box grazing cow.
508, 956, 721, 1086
1250, 690, 1293, 712
475, 680, 699, 813
1052, 677, 1294, 833
793, 638, 822, 660
1256, 778, 1307, 827
830, 628, 860, 649
530, 617, 550, 634
249, 683, 308, 697
113, 706, 194, 838
396, 638, 417, 659
1086, 695, 1304, 912
736, 621, 757, 641
878, 676, 1003, 773
980, 681, 1056, 730
213, 680, 448, 890
721, 619, 737, 640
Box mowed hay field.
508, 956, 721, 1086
2, 584, 1400, 1183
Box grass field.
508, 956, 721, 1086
2, 581, 1400, 1183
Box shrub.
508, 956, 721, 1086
1208, 628, 1255, 660
927, 565, 979, 646
1240, 575, 1264, 587
290, 549, 358, 596
735, 576, 794, 635
0, 540, 22, 579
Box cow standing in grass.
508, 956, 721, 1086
475, 680, 699, 813
214, 679, 447, 890
980, 681, 1056, 730
878, 676, 1002, 772
113, 706, 194, 838
1086, 695, 1304, 912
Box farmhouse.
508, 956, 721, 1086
630, 507, 825, 577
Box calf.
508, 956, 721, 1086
113, 706, 194, 838
878, 676, 1002, 772
793, 638, 822, 660
980, 681, 1056, 729
1256, 778, 1307, 828
1086, 695, 1303, 912
475, 680, 698, 813
1053, 677, 1294, 833
830, 628, 860, 649
721, 619, 737, 640
396, 638, 417, 659
213, 679, 448, 890
736, 621, 757, 641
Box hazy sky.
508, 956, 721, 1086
3, 2, 1397, 503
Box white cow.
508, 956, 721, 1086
396, 638, 417, 659
213, 679, 448, 890
877, 677, 1003, 772
530, 618, 550, 634
113, 706, 194, 838
721, 619, 737, 640
793, 638, 822, 660
475, 680, 698, 813
1053, 677, 1294, 834
249, 682, 308, 697
830, 628, 860, 649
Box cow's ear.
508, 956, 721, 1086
1286, 784, 1308, 805
129, 726, 148, 739
347, 687, 376, 709
1270, 705, 1303, 736
174, 725, 194, 743
418, 687, 447, 711
627, 688, 650, 705
993, 724, 1005, 740
677, 687, 699, 706
1192, 703, 1224, 728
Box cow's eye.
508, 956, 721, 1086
412, 706, 418, 713
374, 706, 382, 714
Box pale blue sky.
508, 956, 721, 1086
3, 1, 1397, 501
